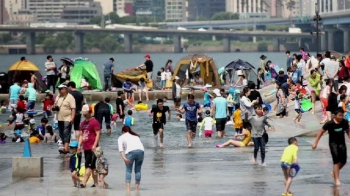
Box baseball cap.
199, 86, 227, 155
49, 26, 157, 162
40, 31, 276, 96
58, 84, 67, 89
145, 54, 151, 58
81, 104, 91, 115
213, 89, 221, 96
69, 141, 79, 148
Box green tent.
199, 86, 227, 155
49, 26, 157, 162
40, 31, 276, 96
70, 59, 103, 90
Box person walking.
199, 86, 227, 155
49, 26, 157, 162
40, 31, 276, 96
118, 126, 144, 192
136, 54, 153, 79
212, 89, 228, 138
149, 99, 170, 148
9, 81, 21, 108
172, 76, 181, 109
94, 98, 112, 136
45, 55, 57, 93
67, 81, 84, 140
55, 84, 76, 154
78, 104, 101, 188
103, 58, 114, 91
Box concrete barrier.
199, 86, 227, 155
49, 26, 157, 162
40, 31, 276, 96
12, 157, 43, 178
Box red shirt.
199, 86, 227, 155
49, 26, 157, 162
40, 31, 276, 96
17, 100, 26, 113
43, 99, 54, 112
80, 118, 100, 150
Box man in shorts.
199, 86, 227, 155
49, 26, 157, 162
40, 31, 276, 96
149, 99, 170, 148
312, 108, 350, 186
212, 89, 228, 138
78, 104, 101, 188
67, 81, 84, 140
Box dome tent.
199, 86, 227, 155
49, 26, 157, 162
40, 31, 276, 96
69, 58, 103, 90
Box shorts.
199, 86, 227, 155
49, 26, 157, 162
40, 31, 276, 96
14, 124, 24, 131
160, 80, 166, 87
281, 162, 291, 169
203, 103, 211, 108
185, 119, 197, 133
84, 149, 97, 169
58, 121, 72, 144
152, 122, 164, 135
329, 143, 347, 164
73, 114, 82, 131
173, 98, 181, 103
240, 142, 246, 147
117, 111, 125, 119
295, 109, 301, 114
43, 111, 52, 117
204, 130, 213, 138
215, 118, 227, 131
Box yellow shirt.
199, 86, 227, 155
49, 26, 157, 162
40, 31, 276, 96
233, 109, 243, 128
280, 144, 298, 164
29, 136, 41, 144
56, 94, 76, 121
241, 129, 251, 146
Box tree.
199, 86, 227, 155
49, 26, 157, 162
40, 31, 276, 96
196, 16, 209, 21
285, 0, 296, 17
211, 12, 239, 21
43, 37, 58, 53
55, 32, 74, 50
98, 35, 119, 53
89, 16, 102, 25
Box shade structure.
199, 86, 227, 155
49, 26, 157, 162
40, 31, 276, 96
69, 59, 103, 90
60, 57, 74, 65
225, 59, 255, 70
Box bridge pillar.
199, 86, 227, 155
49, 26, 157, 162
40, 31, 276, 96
273, 38, 280, 52
74, 31, 85, 54
173, 35, 182, 53
338, 25, 350, 53
26, 32, 36, 54
222, 37, 231, 53
326, 29, 337, 51
124, 33, 133, 53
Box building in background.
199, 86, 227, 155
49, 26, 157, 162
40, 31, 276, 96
95, 0, 113, 15
59, 1, 102, 24
11, 9, 36, 24
114, 0, 133, 16
0, 0, 9, 24
133, 0, 165, 20
225, 0, 267, 15
165, 0, 186, 21
187, 0, 226, 21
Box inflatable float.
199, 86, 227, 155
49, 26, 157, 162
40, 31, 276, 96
300, 98, 312, 113
134, 103, 149, 111
115, 68, 153, 89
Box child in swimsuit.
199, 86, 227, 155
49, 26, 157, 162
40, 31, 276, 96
216, 122, 252, 148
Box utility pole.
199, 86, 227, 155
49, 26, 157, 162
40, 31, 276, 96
313, 2, 321, 55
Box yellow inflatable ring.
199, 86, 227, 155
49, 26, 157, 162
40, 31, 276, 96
134, 103, 149, 110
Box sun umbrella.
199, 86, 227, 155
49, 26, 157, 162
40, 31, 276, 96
225, 59, 255, 70
60, 57, 74, 65
218, 67, 225, 75
328, 50, 343, 59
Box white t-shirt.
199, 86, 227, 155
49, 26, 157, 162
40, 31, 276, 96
175, 83, 181, 98
324, 61, 339, 80
118, 132, 144, 154
45, 61, 56, 75
165, 72, 172, 80
242, 79, 248, 86
320, 58, 330, 66
321, 85, 331, 99
185, 70, 189, 79
202, 117, 214, 130
161, 72, 166, 80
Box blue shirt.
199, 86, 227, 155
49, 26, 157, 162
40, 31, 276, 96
124, 116, 134, 127
286, 57, 293, 68
203, 92, 211, 105
291, 70, 301, 83
104, 61, 114, 74
183, 101, 201, 121
276, 75, 288, 84
123, 82, 132, 90
9, 84, 21, 100
213, 97, 227, 119
36, 125, 45, 136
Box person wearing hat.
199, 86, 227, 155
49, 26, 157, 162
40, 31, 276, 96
324, 55, 339, 92
78, 104, 101, 188
45, 55, 57, 94
12, 130, 24, 142
103, 58, 115, 91
136, 54, 153, 79
68, 141, 82, 187
172, 76, 181, 109
212, 89, 228, 138
55, 84, 76, 154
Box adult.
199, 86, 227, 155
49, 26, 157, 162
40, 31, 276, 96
320, 51, 331, 72
286, 51, 293, 69
103, 58, 114, 91
9, 81, 21, 107
137, 54, 153, 79
275, 82, 287, 118
194, 73, 203, 85
116, 91, 125, 121
94, 98, 112, 136
45, 55, 57, 93
20, 56, 26, 61
338, 60, 348, 83
212, 89, 228, 138
309, 70, 323, 114
247, 82, 263, 105
260, 55, 267, 74
240, 87, 259, 120
176, 94, 202, 148
78, 104, 101, 188
55, 84, 76, 153
58, 60, 70, 84
149, 99, 170, 148
164, 59, 173, 74
275, 70, 288, 84
346, 51, 350, 69
67, 81, 84, 139
324, 55, 339, 92
138, 78, 149, 101
172, 76, 181, 109
118, 126, 144, 192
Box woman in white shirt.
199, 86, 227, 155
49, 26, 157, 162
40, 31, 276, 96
239, 87, 259, 120
118, 126, 145, 192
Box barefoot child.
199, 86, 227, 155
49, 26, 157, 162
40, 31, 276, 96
199, 110, 216, 138
280, 137, 299, 196
312, 108, 350, 186
216, 122, 252, 148
294, 91, 303, 123
233, 103, 243, 136
69, 141, 81, 187
94, 147, 109, 189
123, 110, 134, 127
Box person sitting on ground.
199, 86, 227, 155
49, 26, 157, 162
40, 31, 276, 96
0, 133, 7, 143
43, 125, 58, 143
29, 131, 41, 144
8, 109, 24, 132
138, 78, 149, 101
194, 73, 204, 86
12, 130, 24, 143
24, 114, 36, 133
176, 114, 185, 121
81, 77, 91, 90
36, 117, 48, 140
69, 141, 82, 187
123, 78, 133, 100
123, 110, 134, 127
216, 122, 252, 148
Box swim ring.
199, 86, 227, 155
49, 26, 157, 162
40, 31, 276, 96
134, 103, 149, 110
79, 165, 93, 182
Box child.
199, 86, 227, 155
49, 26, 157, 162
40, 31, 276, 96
122, 78, 133, 101
160, 68, 166, 90
202, 87, 212, 110
165, 68, 172, 90
227, 88, 235, 117
29, 131, 41, 143
312, 108, 349, 186
116, 91, 125, 122
25, 114, 36, 133
69, 141, 81, 187
7, 110, 24, 132
176, 114, 185, 122
16, 95, 26, 113
111, 113, 119, 126
294, 91, 303, 123
0, 133, 7, 143
280, 137, 299, 196
199, 110, 216, 138
233, 103, 243, 136
0, 100, 7, 113
36, 117, 48, 140
339, 94, 348, 112
94, 147, 109, 189
43, 125, 58, 143
42, 94, 54, 118
216, 122, 252, 148
12, 130, 24, 142
257, 68, 265, 89
123, 110, 134, 127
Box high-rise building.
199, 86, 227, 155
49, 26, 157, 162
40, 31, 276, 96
226, 0, 267, 14
187, 0, 225, 21
60, 1, 102, 24
133, 0, 165, 19
0, 0, 8, 24
113, 0, 133, 16
94, 0, 113, 15
165, 0, 186, 22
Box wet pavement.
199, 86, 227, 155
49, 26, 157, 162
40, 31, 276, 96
1, 102, 350, 195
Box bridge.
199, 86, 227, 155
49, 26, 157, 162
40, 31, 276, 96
0, 26, 312, 54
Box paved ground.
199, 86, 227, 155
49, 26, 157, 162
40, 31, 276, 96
1, 101, 350, 195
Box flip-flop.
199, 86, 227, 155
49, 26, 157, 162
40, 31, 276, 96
79, 184, 86, 188
91, 184, 96, 187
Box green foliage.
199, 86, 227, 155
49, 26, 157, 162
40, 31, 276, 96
286, 0, 296, 11
162, 39, 174, 44
196, 16, 209, 21
211, 12, 239, 21
257, 42, 268, 52
0, 33, 12, 44
42, 37, 57, 53
90, 12, 163, 26
98, 35, 119, 53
